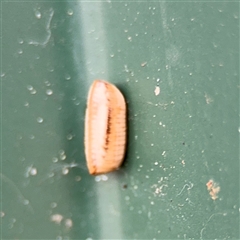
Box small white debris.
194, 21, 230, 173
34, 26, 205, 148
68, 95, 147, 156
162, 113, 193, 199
65, 218, 73, 229
25, 165, 38, 177
154, 86, 160, 96
51, 214, 63, 224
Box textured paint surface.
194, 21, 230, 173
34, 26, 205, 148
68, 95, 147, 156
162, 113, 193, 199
85, 80, 126, 175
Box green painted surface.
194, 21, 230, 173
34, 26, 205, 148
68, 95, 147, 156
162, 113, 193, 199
1, 2, 239, 239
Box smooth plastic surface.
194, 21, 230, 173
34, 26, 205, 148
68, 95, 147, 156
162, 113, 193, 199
1, 2, 239, 239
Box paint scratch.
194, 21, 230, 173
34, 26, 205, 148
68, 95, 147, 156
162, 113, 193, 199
176, 182, 194, 196
28, 8, 54, 47
0, 173, 34, 213
200, 212, 226, 239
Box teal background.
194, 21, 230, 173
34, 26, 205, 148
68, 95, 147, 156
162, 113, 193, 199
1, 1, 239, 239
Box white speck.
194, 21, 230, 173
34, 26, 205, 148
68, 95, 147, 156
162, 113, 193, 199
101, 175, 108, 181
95, 175, 108, 182
238, 127, 240, 133
27, 85, 33, 91
35, 10, 42, 19
52, 157, 58, 163
95, 176, 101, 182
48, 67, 54, 72
59, 150, 65, 155
127, 36, 132, 41
0, 212, 5, 217
30, 168, 37, 175
37, 117, 44, 123
51, 202, 57, 208
67, 9, 73, 16
1, 72, 6, 77
25, 165, 37, 177
110, 54, 114, 58
191, 18, 195, 21
45, 81, 51, 86
31, 89, 37, 94
60, 154, 66, 161
18, 49, 23, 54
189, 72, 193, 76
24, 102, 29, 107
23, 199, 30, 205
51, 214, 63, 224
150, 201, 154, 205
154, 162, 158, 165
66, 134, 73, 140
124, 65, 130, 73
48, 172, 54, 178
65, 73, 71, 80
162, 151, 166, 156
171, 18, 175, 21
75, 176, 81, 181
18, 38, 24, 44
65, 218, 73, 229
141, 62, 147, 67
46, 89, 53, 95
62, 168, 69, 175
151, 143, 154, 146
154, 86, 160, 96
29, 135, 35, 139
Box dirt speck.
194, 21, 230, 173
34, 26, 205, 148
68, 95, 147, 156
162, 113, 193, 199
206, 179, 220, 200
